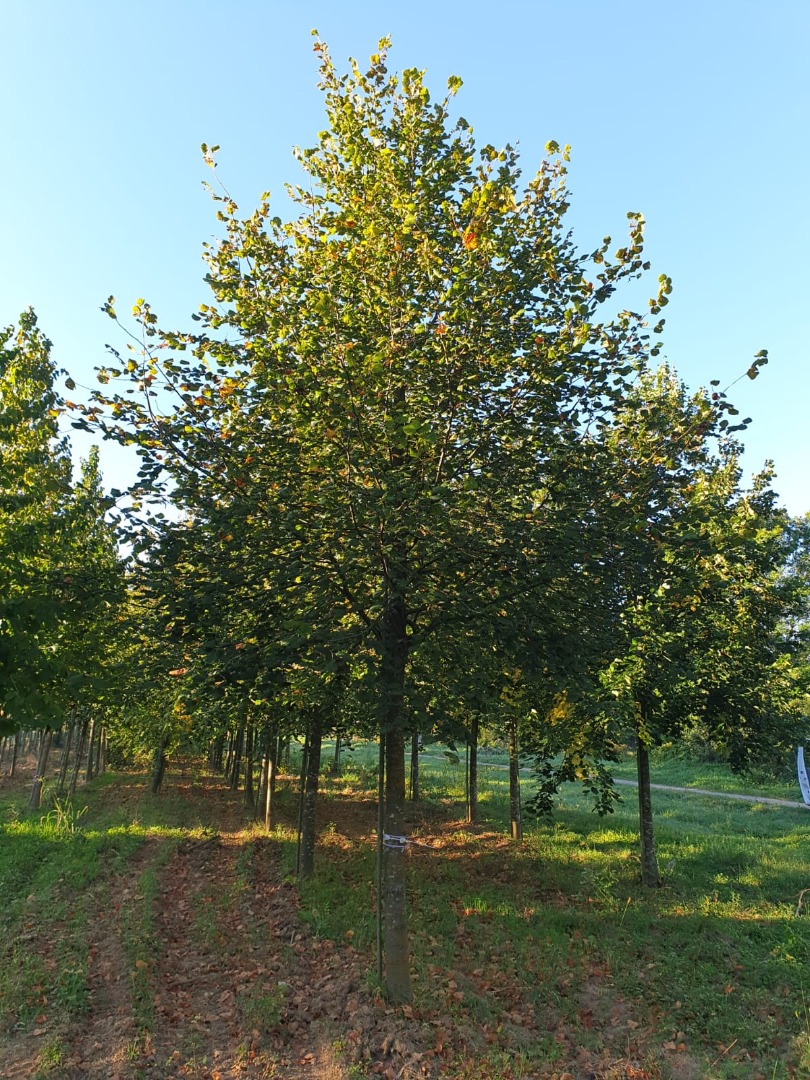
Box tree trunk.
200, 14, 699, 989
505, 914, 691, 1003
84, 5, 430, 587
29, 729, 53, 810
69, 722, 87, 798
468, 714, 479, 825
85, 717, 96, 783
636, 728, 660, 887
299, 711, 324, 879
57, 720, 75, 794
409, 731, 420, 802
380, 596, 412, 1004
295, 733, 309, 874
243, 723, 255, 809
211, 734, 224, 772
97, 726, 107, 775
151, 734, 169, 794
266, 740, 277, 831
508, 718, 522, 841
230, 719, 245, 791
10, 730, 20, 777
333, 732, 341, 774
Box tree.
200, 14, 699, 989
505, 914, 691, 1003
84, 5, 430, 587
85, 38, 675, 1001
594, 373, 792, 884
0, 310, 73, 734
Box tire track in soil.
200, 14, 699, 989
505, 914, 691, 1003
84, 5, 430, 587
64, 837, 164, 1080
138, 834, 352, 1079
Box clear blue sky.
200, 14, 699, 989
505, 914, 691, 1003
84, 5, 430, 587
2, 0, 807, 513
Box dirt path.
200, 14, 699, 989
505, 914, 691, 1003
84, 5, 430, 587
58, 780, 356, 1079
612, 776, 809, 809
423, 755, 810, 810
0, 765, 434, 1080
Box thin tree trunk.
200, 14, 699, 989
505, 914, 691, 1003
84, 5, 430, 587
243, 723, 255, 809
69, 722, 87, 799
96, 726, 106, 776
210, 734, 224, 772
85, 717, 96, 783
636, 726, 660, 887
151, 734, 169, 795
265, 739, 277, 832
508, 718, 522, 841
256, 744, 268, 820
295, 733, 310, 875
299, 711, 324, 879
230, 718, 245, 791
333, 732, 341, 774
223, 730, 234, 778
256, 723, 277, 828
57, 720, 75, 794
409, 731, 420, 802
380, 596, 412, 1004
29, 729, 53, 810
468, 714, 479, 825
10, 730, 20, 777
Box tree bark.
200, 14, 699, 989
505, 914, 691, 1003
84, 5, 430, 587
409, 731, 420, 802
295, 733, 309, 874
243, 723, 255, 809
97, 726, 107, 776
636, 728, 660, 887
151, 734, 169, 795
57, 720, 75, 794
468, 714, 479, 825
85, 717, 96, 783
210, 734, 224, 772
299, 711, 323, 879
264, 735, 277, 832
333, 732, 342, 774
29, 729, 53, 810
69, 722, 87, 798
230, 718, 245, 791
380, 596, 413, 1004
508, 718, 522, 841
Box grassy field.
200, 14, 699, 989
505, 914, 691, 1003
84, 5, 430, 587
1, 745, 809, 1079
413, 739, 805, 802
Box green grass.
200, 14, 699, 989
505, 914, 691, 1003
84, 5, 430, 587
304, 741, 810, 1078
0, 766, 218, 1038
3, 749, 809, 1078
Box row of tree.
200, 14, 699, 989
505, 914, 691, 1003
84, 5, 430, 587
3, 39, 808, 1002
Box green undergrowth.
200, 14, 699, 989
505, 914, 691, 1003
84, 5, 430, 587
302, 745, 810, 1078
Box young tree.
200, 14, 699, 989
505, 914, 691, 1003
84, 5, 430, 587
595, 373, 791, 884
86, 39, 674, 1000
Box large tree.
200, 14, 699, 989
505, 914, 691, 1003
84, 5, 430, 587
85, 38, 674, 1001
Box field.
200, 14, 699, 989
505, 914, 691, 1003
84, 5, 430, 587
1, 744, 809, 1079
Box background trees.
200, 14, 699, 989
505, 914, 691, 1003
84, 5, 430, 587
0, 311, 73, 732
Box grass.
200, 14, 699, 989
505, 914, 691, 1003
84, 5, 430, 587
2, 746, 809, 1078
302, 740, 810, 1078
0, 765, 215, 1040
